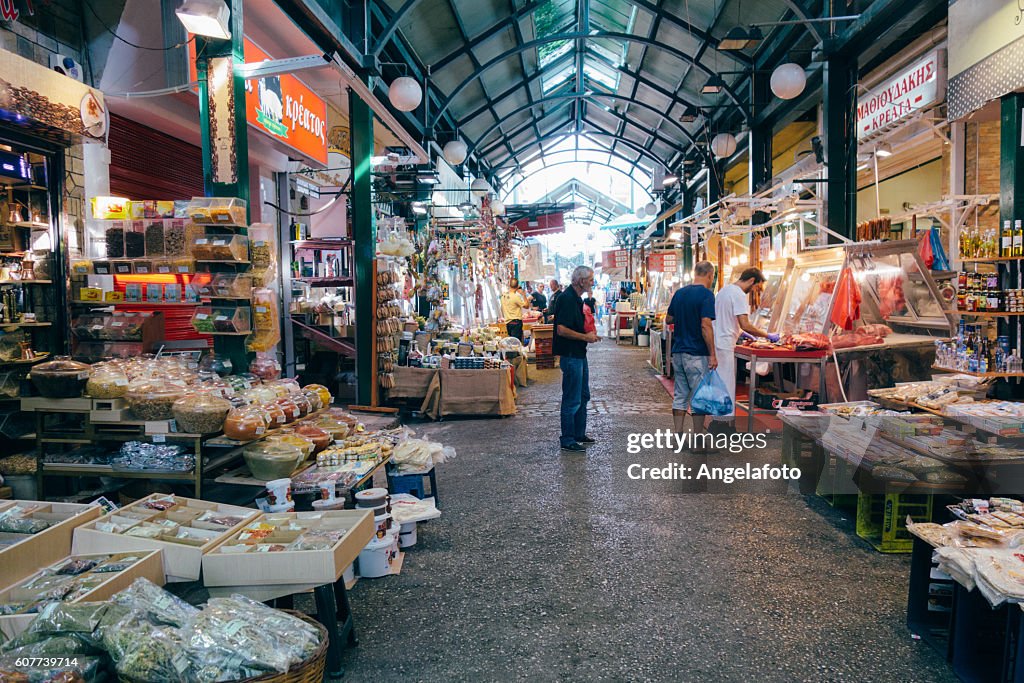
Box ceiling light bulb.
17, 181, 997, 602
875, 144, 893, 158
175, 0, 231, 40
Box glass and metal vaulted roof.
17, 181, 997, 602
373, 0, 815, 202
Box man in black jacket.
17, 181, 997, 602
552, 266, 599, 452
544, 279, 562, 323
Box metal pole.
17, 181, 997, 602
350, 85, 376, 405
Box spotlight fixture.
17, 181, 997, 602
701, 76, 725, 95
718, 26, 762, 51
678, 105, 700, 123
416, 168, 440, 185
175, 0, 231, 40
875, 143, 893, 158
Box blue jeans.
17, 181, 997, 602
559, 356, 590, 447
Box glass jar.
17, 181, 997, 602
292, 393, 312, 418
198, 352, 233, 377
242, 440, 303, 480
303, 383, 332, 408
267, 430, 315, 459
272, 378, 302, 395
249, 357, 281, 381
292, 424, 331, 453
86, 364, 130, 399
302, 389, 323, 413
172, 392, 232, 434
125, 382, 187, 421
30, 357, 91, 398
312, 417, 351, 441
261, 402, 287, 429
223, 406, 269, 441
275, 397, 301, 424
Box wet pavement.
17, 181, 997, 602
342, 341, 957, 682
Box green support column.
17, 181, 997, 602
414, 218, 431, 319
350, 87, 376, 405
1000, 94, 1024, 399
823, 53, 858, 241
196, 0, 251, 374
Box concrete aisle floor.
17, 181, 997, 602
344, 341, 958, 682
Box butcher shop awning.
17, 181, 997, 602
513, 212, 565, 237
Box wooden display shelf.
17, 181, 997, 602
0, 354, 49, 366
10, 222, 48, 229
293, 276, 354, 288
960, 256, 1023, 262
943, 310, 1024, 317
931, 365, 1024, 378
0, 322, 50, 328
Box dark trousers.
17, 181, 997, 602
559, 355, 590, 447
506, 319, 524, 341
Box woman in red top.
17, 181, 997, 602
583, 297, 597, 334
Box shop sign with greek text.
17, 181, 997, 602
856, 50, 946, 140
190, 38, 327, 165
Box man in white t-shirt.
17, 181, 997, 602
712, 268, 778, 428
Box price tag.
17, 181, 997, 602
136, 266, 149, 274
176, 266, 190, 274
152, 434, 166, 443
256, 306, 268, 313
195, 313, 208, 320
215, 315, 228, 321
157, 266, 170, 274
91, 324, 104, 331
196, 238, 208, 244
117, 266, 129, 273
110, 321, 124, 327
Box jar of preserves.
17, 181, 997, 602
223, 406, 269, 441
172, 391, 232, 434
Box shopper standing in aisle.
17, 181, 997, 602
712, 268, 777, 431
665, 261, 718, 436
553, 266, 598, 452
529, 282, 548, 312
544, 279, 563, 323
500, 278, 529, 342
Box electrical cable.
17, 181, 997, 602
83, 0, 195, 51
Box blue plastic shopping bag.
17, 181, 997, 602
690, 370, 734, 416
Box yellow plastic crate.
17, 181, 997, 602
856, 492, 932, 553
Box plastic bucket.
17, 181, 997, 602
398, 521, 417, 548
355, 487, 389, 507
373, 513, 393, 538
358, 533, 398, 578
312, 498, 346, 511
637, 334, 650, 347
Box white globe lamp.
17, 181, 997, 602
711, 132, 737, 159
635, 207, 647, 219
490, 199, 505, 216
443, 140, 467, 166
388, 76, 422, 112
645, 202, 658, 217
471, 178, 490, 198
770, 63, 806, 100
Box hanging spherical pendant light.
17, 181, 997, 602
770, 63, 806, 100
490, 199, 505, 216
635, 206, 647, 219
711, 132, 737, 159
443, 140, 468, 166
471, 178, 490, 198
388, 76, 422, 112
645, 201, 658, 217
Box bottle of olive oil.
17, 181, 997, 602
1003, 220, 1013, 257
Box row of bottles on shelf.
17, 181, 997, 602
955, 271, 1024, 312
935, 322, 1022, 374
959, 220, 1024, 259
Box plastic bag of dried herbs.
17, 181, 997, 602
1, 602, 118, 652
184, 595, 320, 678
102, 609, 194, 682
110, 578, 198, 628
0, 634, 103, 659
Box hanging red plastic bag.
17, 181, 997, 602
918, 229, 935, 269
829, 268, 862, 331
690, 370, 733, 416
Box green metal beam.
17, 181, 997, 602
350, 86, 376, 405
823, 52, 857, 241
197, 0, 251, 374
